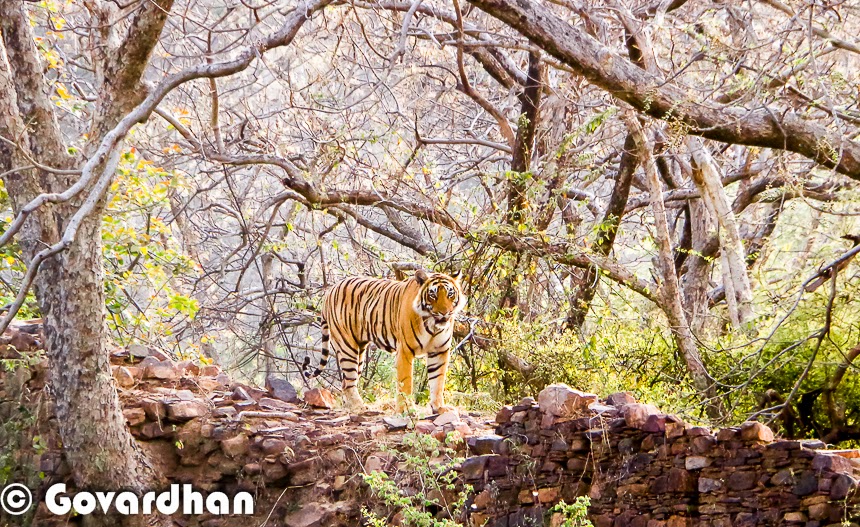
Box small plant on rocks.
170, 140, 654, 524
362, 431, 473, 526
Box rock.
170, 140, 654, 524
791, 470, 818, 496
698, 478, 722, 492
213, 407, 237, 418
260, 438, 287, 456
365, 453, 390, 473
113, 366, 135, 388
454, 422, 472, 438
771, 468, 795, 486
808, 502, 831, 521
782, 512, 806, 522
812, 453, 854, 473
383, 416, 410, 431
415, 421, 435, 434
537, 487, 559, 503
739, 421, 774, 442
176, 360, 200, 376
284, 502, 328, 527
831, 474, 858, 499
666, 421, 686, 439
495, 406, 514, 423
221, 434, 249, 458
145, 361, 180, 381
641, 414, 668, 433
266, 375, 300, 403
726, 471, 757, 491
196, 377, 224, 391
176, 389, 195, 401
459, 455, 491, 480
200, 364, 221, 376
259, 398, 295, 411
127, 343, 152, 359
139, 422, 173, 439
622, 403, 661, 429
123, 407, 146, 426
538, 384, 598, 418
141, 399, 167, 421
168, 400, 207, 421
232, 386, 253, 401
304, 388, 335, 409
606, 391, 636, 407
468, 435, 503, 456
434, 410, 460, 426
685, 456, 710, 470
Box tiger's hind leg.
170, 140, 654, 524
336, 342, 367, 412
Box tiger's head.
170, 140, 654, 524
413, 269, 466, 333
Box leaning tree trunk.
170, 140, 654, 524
625, 114, 719, 418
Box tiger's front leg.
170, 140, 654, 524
427, 348, 453, 414
394, 348, 414, 413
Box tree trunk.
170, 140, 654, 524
687, 137, 755, 328
625, 115, 718, 417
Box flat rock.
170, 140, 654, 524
434, 411, 460, 426
383, 416, 410, 431
606, 392, 637, 407
145, 361, 180, 381
168, 400, 207, 421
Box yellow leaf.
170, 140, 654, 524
56, 83, 71, 100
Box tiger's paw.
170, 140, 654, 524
343, 389, 367, 413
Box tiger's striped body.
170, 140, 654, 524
305, 270, 465, 413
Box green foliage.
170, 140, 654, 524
362, 432, 472, 527
102, 149, 200, 355
550, 497, 594, 527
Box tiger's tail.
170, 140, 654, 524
302, 318, 330, 378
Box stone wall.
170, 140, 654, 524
462, 385, 860, 527
3, 324, 860, 527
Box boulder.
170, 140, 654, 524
739, 421, 774, 442
304, 388, 336, 409
538, 384, 598, 418
622, 403, 661, 429
266, 375, 300, 403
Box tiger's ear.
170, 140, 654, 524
451, 270, 462, 282
415, 269, 429, 285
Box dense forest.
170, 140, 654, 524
1, 0, 860, 523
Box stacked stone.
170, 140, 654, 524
463, 384, 860, 527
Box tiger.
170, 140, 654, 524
303, 269, 466, 414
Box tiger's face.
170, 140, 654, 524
413, 270, 466, 333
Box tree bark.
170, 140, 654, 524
687, 137, 755, 328
624, 114, 718, 416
